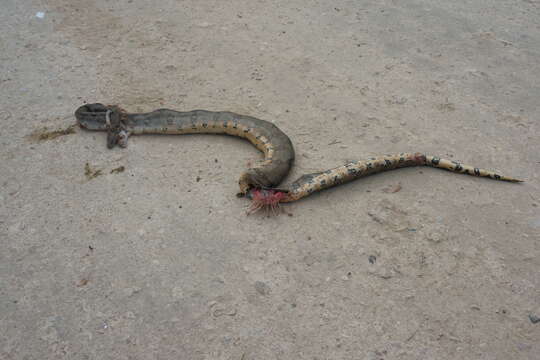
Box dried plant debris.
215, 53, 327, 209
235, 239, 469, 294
110, 166, 125, 174
84, 163, 103, 180
436, 102, 456, 112
85, 164, 125, 180
77, 278, 89, 287
28, 125, 76, 142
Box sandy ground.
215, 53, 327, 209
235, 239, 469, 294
1, 1, 539, 359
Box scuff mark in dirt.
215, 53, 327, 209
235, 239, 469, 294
382, 183, 402, 193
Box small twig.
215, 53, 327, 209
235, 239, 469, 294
406, 328, 419, 342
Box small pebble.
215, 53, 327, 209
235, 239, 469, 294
254, 281, 270, 295
529, 315, 540, 324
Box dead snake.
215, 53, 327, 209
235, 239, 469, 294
75, 104, 522, 213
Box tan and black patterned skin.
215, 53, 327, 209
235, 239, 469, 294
279, 152, 522, 202
75, 104, 295, 195
76, 104, 521, 204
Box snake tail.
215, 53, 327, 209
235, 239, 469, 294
245, 152, 522, 207
424, 155, 521, 182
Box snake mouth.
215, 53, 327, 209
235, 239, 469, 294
246, 188, 288, 215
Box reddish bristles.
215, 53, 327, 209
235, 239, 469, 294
247, 189, 287, 215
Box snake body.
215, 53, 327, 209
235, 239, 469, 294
75, 104, 295, 195
76, 104, 521, 211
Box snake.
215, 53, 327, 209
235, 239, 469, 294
75, 104, 522, 214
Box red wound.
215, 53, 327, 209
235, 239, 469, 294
247, 189, 287, 215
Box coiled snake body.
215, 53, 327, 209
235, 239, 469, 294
76, 104, 522, 213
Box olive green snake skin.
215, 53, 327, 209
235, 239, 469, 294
75, 104, 522, 211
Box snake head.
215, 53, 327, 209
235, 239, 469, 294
75, 103, 129, 148
75, 103, 112, 130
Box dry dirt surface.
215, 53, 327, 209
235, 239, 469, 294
1, 1, 539, 359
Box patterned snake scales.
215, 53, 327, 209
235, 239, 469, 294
76, 104, 522, 213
